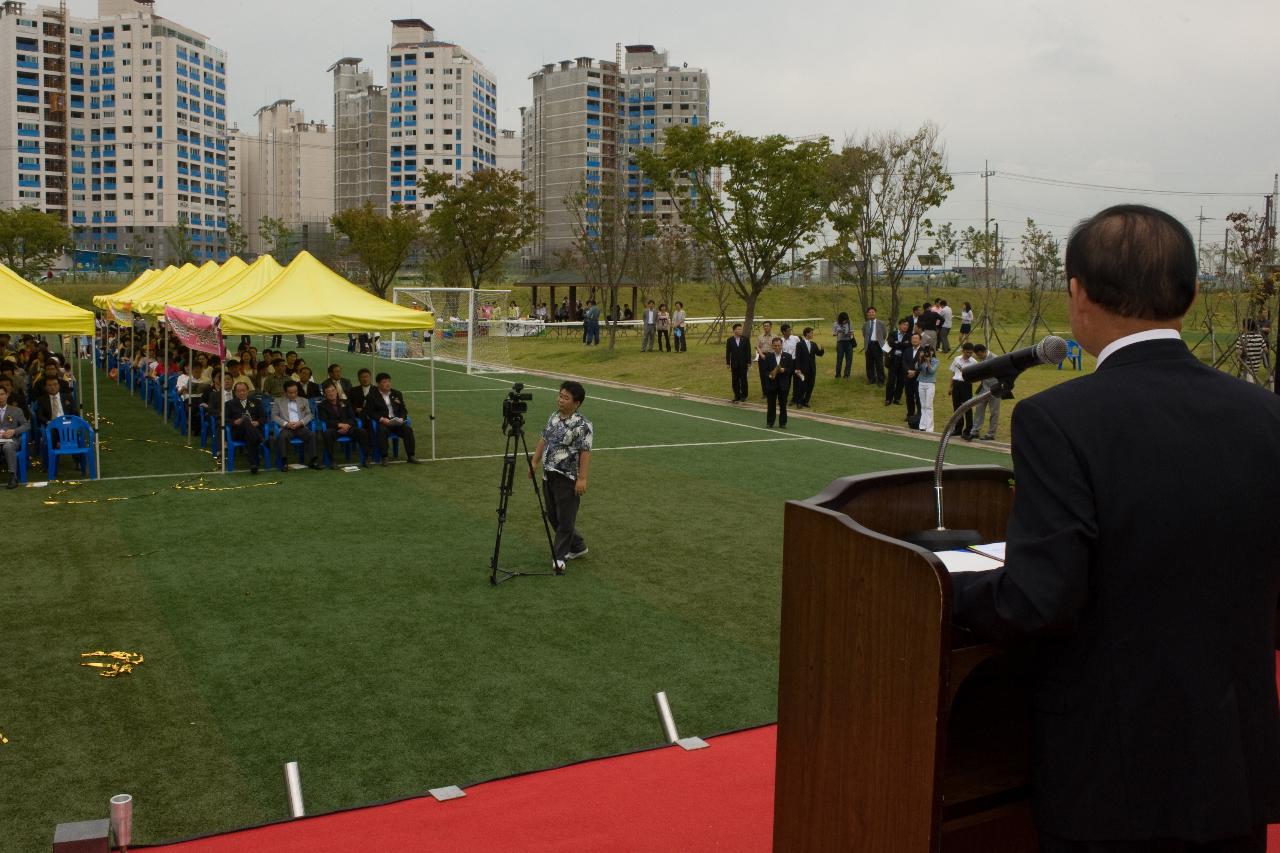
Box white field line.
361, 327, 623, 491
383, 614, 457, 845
394, 360, 939, 465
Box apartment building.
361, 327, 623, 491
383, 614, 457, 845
0, 0, 229, 268
330, 56, 387, 215
228, 99, 333, 254
496, 128, 519, 171
520, 44, 709, 268
385, 18, 498, 212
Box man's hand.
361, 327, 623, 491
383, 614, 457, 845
574, 478, 588, 496
338, 423, 350, 434
380, 417, 390, 425
527, 463, 536, 480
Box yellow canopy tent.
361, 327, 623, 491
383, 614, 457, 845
91, 263, 188, 310
174, 255, 283, 315
217, 251, 435, 334
133, 257, 248, 316
0, 264, 101, 478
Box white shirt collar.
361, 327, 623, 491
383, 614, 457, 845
1095, 329, 1182, 368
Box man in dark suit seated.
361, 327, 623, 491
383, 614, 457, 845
34, 374, 79, 423
295, 365, 323, 399
323, 363, 352, 402
950, 204, 1280, 852
223, 381, 265, 474
317, 382, 370, 469
0, 385, 30, 489
271, 380, 321, 471
349, 368, 375, 420
362, 372, 420, 465
760, 337, 795, 429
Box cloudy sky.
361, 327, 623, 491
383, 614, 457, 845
71, 0, 1278, 259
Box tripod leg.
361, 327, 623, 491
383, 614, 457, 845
490, 431, 519, 585
521, 431, 560, 569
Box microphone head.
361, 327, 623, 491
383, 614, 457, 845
1036, 335, 1069, 366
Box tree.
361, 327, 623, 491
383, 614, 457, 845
825, 141, 882, 317
1011, 218, 1063, 347
165, 221, 197, 265
561, 174, 642, 350
647, 224, 696, 313
330, 202, 423, 299
225, 218, 249, 257
929, 221, 961, 288
637, 124, 833, 336
962, 224, 1009, 349
257, 216, 293, 258
0, 207, 70, 279
418, 169, 539, 289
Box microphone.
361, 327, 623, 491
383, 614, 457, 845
962, 336, 1069, 383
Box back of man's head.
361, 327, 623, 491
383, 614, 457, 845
1065, 204, 1196, 321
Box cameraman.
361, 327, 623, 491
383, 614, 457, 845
530, 381, 594, 574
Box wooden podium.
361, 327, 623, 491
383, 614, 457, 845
773, 464, 1036, 852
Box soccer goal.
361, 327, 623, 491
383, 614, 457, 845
390, 287, 514, 375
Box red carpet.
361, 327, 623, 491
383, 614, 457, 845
151, 726, 776, 852
149, 655, 1280, 851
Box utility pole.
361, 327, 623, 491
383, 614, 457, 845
982, 159, 994, 239
1196, 206, 1212, 270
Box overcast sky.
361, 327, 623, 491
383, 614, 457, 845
72, 0, 1279, 259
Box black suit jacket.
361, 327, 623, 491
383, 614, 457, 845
951, 339, 1280, 841
297, 380, 323, 399
725, 336, 752, 368
362, 388, 409, 422
224, 398, 262, 427
349, 384, 375, 416
794, 340, 823, 377
35, 391, 78, 422
760, 352, 795, 394
317, 399, 358, 429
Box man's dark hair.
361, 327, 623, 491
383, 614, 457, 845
772, 336, 783, 344
899, 318, 910, 326
1065, 204, 1196, 321
781, 323, 792, 334
802, 326, 814, 336
732, 322, 743, 331
283, 380, 299, 391
974, 344, 988, 354
375, 372, 391, 383
286, 351, 298, 358
866, 306, 876, 313
357, 367, 371, 377
327, 363, 341, 375
560, 380, 586, 405
962, 342, 975, 351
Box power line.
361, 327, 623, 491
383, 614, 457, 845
994, 171, 1263, 198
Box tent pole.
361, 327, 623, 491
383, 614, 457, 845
130, 318, 136, 396
91, 337, 101, 479
430, 326, 436, 460
219, 334, 227, 477
326, 334, 331, 370
162, 322, 169, 423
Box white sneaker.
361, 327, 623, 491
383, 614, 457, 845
564, 547, 588, 561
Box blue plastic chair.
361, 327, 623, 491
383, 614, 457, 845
4, 432, 29, 485
44, 415, 96, 481
1058, 339, 1083, 370
318, 416, 368, 467
221, 423, 270, 471
369, 416, 412, 462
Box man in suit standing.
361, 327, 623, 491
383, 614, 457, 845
224, 381, 265, 473
363, 372, 421, 465
640, 300, 657, 352
794, 327, 824, 408
760, 337, 795, 429
725, 322, 751, 403
951, 205, 1280, 852
0, 385, 30, 488
271, 380, 321, 471
349, 368, 375, 420
883, 319, 912, 406
317, 382, 371, 468
903, 332, 922, 425
863, 308, 886, 385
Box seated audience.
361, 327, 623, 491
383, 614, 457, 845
271, 380, 321, 470
362, 372, 420, 464
317, 383, 371, 468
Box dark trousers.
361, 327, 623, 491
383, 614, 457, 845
270, 335, 282, 347
835, 339, 854, 377
905, 377, 920, 419
542, 471, 585, 561
885, 358, 906, 402
223, 420, 262, 467
657, 329, 671, 351
1039, 826, 1266, 853
674, 327, 687, 351
295, 335, 306, 348
767, 381, 790, 427
587, 320, 600, 345
376, 421, 415, 459
275, 425, 317, 465
801, 372, 817, 406
791, 368, 807, 405
730, 365, 749, 400
950, 379, 973, 436
866, 346, 885, 383
322, 425, 370, 464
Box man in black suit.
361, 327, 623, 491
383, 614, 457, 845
362, 372, 421, 464
34, 374, 78, 423
950, 205, 1280, 852
724, 322, 751, 403
883, 319, 912, 406
348, 368, 375, 420
794, 327, 824, 408
863, 307, 886, 385
317, 382, 370, 468
295, 365, 323, 399
223, 381, 264, 473
902, 332, 922, 426
323, 363, 353, 402
760, 337, 795, 429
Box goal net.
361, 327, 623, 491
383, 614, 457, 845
390, 287, 514, 374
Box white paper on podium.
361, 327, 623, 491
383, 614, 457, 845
933, 549, 1003, 574
968, 541, 1006, 562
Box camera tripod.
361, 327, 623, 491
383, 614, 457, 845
489, 416, 559, 586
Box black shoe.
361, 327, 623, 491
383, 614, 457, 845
308, 459, 323, 470
884, 400, 892, 406
407, 456, 421, 464
250, 464, 259, 474
779, 423, 787, 429
6, 476, 16, 490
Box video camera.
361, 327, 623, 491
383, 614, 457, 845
502, 382, 533, 434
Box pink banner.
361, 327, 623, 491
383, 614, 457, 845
164, 306, 226, 359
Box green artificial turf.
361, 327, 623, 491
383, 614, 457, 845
4, 347, 1007, 848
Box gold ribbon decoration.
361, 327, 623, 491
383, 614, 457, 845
80, 650, 145, 678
